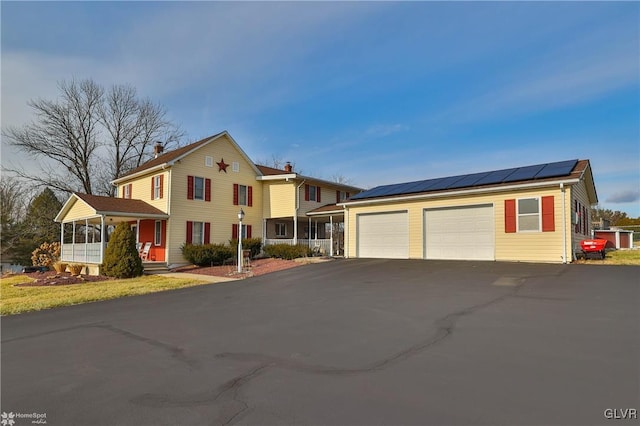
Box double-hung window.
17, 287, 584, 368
154, 221, 162, 246
192, 222, 204, 245
276, 223, 287, 237
193, 177, 205, 201
517, 198, 540, 232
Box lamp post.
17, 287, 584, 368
237, 208, 245, 273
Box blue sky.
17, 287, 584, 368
2, 1, 639, 216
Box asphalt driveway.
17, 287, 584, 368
2, 259, 639, 425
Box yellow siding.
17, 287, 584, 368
116, 171, 169, 213
262, 181, 296, 218
62, 199, 98, 221
167, 134, 263, 265
346, 186, 570, 263
298, 184, 346, 215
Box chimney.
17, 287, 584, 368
284, 162, 293, 173
154, 142, 164, 158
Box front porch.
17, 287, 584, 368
263, 204, 345, 256
55, 193, 169, 274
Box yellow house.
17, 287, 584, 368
55, 131, 362, 273
341, 159, 597, 264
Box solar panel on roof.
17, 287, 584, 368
427, 175, 466, 191
502, 164, 546, 183
473, 168, 518, 186
447, 172, 491, 189
534, 159, 578, 179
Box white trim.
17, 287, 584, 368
340, 178, 581, 207
256, 174, 298, 181
516, 197, 541, 233
112, 164, 166, 185
154, 220, 162, 246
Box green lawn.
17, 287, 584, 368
1, 274, 212, 316
576, 249, 640, 265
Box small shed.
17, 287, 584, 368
593, 229, 634, 249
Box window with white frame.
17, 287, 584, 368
154, 221, 162, 246
276, 223, 287, 237
192, 222, 204, 245
232, 162, 240, 172
193, 177, 205, 200
238, 184, 248, 205
205, 156, 213, 167
124, 184, 131, 199
518, 198, 540, 232
153, 176, 161, 199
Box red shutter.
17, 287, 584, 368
317, 186, 321, 202
233, 184, 239, 205
187, 176, 194, 200
582, 205, 587, 234
122, 186, 126, 198
505, 199, 516, 233
248, 186, 253, 207
151, 177, 155, 200
204, 222, 211, 244
247, 225, 252, 239
542, 196, 555, 232
128, 184, 132, 199
186, 221, 193, 244
232, 224, 239, 240
205, 179, 211, 202
305, 184, 310, 201
159, 175, 164, 199
336, 190, 340, 203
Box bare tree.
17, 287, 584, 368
330, 173, 355, 186
3, 78, 183, 196
1, 176, 30, 260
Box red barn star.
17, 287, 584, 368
217, 158, 229, 173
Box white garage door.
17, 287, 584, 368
424, 205, 494, 260
357, 211, 409, 259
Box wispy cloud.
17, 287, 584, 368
606, 189, 640, 204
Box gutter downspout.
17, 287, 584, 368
561, 183, 567, 264
294, 180, 306, 245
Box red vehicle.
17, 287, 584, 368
580, 239, 608, 259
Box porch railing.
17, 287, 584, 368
61, 243, 102, 264
263, 238, 332, 255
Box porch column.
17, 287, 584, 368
100, 215, 105, 263
85, 219, 89, 261
314, 219, 318, 241
330, 215, 334, 257
136, 219, 140, 244
293, 216, 298, 245
308, 217, 312, 248
72, 220, 76, 261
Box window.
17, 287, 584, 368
517, 198, 540, 232
154, 221, 162, 246
336, 190, 350, 203
186, 221, 210, 244
153, 176, 161, 199
276, 223, 287, 237
233, 184, 253, 206
123, 184, 131, 199
194, 177, 204, 200
305, 184, 321, 202
232, 162, 240, 172
188, 176, 211, 201
232, 224, 252, 239
205, 156, 213, 167
193, 222, 204, 245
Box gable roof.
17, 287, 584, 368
347, 159, 596, 203
112, 131, 262, 184
55, 193, 168, 222
255, 165, 363, 192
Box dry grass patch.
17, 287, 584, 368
575, 249, 640, 266
1, 274, 211, 316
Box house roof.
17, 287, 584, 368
55, 193, 168, 222
255, 165, 363, 192
346, 159, 596, 203
307, 204, 345, 216
113, 131, 262, 184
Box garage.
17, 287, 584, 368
424, 204, 494, 260
357, 211, 409, 259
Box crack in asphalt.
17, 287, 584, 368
131, 275, 536, 425
2, 322, 199, 370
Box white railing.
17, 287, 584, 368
263, 239, 332, 255
61, 243, 102, 264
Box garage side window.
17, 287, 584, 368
517, 198, 540, 232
